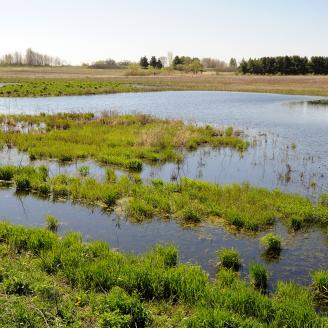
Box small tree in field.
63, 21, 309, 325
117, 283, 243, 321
156, 59, 163, 69
139, 56, 149, 69
149, 56, 157, 68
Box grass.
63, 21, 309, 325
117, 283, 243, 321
312, 270, 328, 302
217, 248, 241, 271
1, 165, 328, 232
260, 233, 282, 257
3, 67, 328, 96
0, 113, 249, 171
45, 214, 60, 232
0, 221, 326, 327
249, 262, 268, 291
0, 80, 138, 97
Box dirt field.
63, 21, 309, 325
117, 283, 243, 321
1, 66, 328, 96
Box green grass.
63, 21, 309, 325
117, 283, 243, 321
1, 165, 328, 232
312, 270, 328, 302
0, 113, 249, 171
217, 248, 241, 271
0, 80, 138, 97
249, 262, 268, 291
45, 214, 60, 232
260, 233, 282, 257
0, 221, 326, 327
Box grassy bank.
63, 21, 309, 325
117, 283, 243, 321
0, 80, 139, 97
0, 113, 248, 170
0, 165, 327, 232
0, 221, 326, 327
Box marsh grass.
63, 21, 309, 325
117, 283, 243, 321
45, 214, 60, 232
0, 113, 249, 171
249, 262, 268, 291
260, 233, 282, 257
1, 165, 328, 232
312, 270, 328, 302
0, 80, 137, 97
0, 222, 326, 327
217, 248, 241, 271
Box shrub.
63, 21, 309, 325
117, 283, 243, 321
260, 233, 282, 256
217, 248, 241, 271
249, 262, 268, 291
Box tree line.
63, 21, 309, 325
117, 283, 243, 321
239, 56, 328, 75
139, 56, 163, 69
0, 48, 64, 66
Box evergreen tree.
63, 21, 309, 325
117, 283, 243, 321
156, 59, 163, 69
172, 56, 182, 68
149, 56, 157, 68
229, 58, 237, 70
139, 56, 149, 69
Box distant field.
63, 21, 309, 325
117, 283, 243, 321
1, 66, 328, 96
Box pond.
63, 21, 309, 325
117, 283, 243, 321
1, 187, 327, 290
0, 91, 327, 197
0, 91, 328, 288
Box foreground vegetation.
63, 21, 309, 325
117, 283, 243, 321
0, 164, 328, 232
0, 113, 248, 170
0, 221, 326, 327
0, 80, 138, 97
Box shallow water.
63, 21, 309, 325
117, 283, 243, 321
0, 91, 328, 288
0, 91, 327, 198
1, 187, 327, 289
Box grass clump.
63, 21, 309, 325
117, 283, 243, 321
260, 233, 282, 257
312, 270, 328, 301
217, 248, 241, 271
78, 165, 89, 177
45, 214, 60, 232
249, 262, 268, 291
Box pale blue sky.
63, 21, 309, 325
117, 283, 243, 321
1, 0, 327, 64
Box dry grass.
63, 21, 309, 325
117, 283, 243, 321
1, 66, 328, 95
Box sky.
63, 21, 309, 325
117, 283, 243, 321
1, 0, 327, 65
